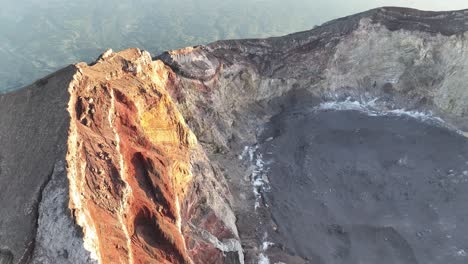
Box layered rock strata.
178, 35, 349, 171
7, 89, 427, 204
66, 49, 242, 264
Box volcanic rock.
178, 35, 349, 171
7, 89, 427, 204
1, 6, 468, 264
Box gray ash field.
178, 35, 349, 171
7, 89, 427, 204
257, 106, 468, 264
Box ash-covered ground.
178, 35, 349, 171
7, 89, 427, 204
253, 104, 468, 264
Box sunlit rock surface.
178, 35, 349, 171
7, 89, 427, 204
66, 49, 241, 264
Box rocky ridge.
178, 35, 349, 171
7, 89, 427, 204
65, 49, 242, 264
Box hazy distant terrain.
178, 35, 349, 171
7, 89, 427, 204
1, 0, 467, 92
0, 0, 320, 91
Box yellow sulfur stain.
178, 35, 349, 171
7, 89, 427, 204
140, 104, 195, 197
140, 101, 197, 148
141, 105, 181, 146
140, 87, 197, 198
173, 161, 193, 196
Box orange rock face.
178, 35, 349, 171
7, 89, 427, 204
66, 49, 240, 264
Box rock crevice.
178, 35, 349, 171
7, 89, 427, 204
65, 49, 241, 264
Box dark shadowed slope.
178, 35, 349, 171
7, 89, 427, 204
259, 105, 468, 264
0, 65, 95, 264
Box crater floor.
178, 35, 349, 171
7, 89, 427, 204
259, 108, 468, 264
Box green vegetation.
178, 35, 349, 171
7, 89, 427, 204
0, 0, 323, 91
1, 0, 466, 91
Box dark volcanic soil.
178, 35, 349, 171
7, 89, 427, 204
259, 108, 468, 264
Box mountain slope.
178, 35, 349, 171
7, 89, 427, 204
1, 6, 468, 264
